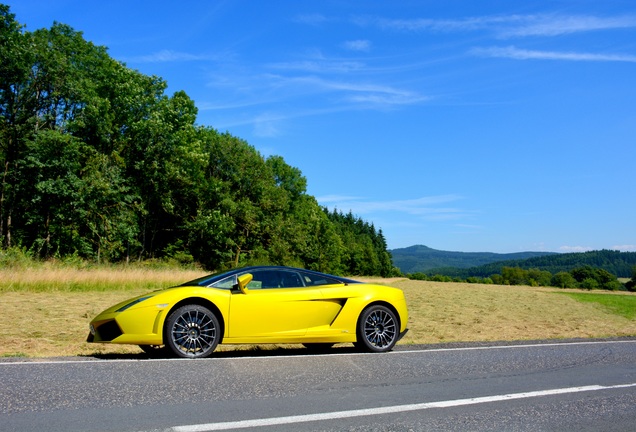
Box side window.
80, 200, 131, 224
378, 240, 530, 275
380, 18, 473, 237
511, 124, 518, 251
279, 271, 303, 288
301, 272, 343, 286
245, 270, 306, 289
209, 275, 236, 289
246, 270, 278, 289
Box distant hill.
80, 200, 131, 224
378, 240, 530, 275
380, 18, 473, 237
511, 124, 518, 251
391, 245, 555, 274
391, 246, 636, 278
446, 249, 636, 279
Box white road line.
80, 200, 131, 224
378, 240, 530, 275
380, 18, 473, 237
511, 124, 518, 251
1, 339, 635, 365
395, 339, 636, 355
168, 383, 636, 432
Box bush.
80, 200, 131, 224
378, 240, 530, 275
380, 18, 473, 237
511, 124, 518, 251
602, 280, 623, 291
0, 247, 34, 268
551, 272, 577, 289
580, 278, 599, 290
408, 272, 428, 281
490, 274, 504, 285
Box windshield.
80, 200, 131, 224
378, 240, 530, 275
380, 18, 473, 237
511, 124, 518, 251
179, 266, 360, 289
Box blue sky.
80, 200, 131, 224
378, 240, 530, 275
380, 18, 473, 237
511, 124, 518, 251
10, 1, 636, 253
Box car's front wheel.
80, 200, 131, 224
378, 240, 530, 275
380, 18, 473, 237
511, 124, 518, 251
165, 304, 220, 358
355, 305, 399, 353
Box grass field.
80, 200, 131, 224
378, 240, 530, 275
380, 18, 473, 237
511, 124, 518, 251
1, 269, 635, 358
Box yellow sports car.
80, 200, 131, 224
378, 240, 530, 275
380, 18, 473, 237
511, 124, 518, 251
87, 266, 408, 358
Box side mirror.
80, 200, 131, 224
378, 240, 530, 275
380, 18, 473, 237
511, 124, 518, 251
237, 273, 253, 294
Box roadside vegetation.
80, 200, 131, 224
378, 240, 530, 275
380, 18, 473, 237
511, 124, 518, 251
407, 264, 636, 292
554, 292, 636, 320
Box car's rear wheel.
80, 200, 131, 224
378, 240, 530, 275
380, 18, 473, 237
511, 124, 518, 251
165, 304, 220, 358
355, 305, 399, 353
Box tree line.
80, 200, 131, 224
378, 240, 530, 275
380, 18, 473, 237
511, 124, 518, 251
425, 249, 636, 279
408, 265, 636, 292
0, 5, 393, 276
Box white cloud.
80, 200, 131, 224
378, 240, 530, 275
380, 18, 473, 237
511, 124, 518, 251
342, 39, 371, 52
374, 15, 518, 33
472, 46, 636, 62
128, 50, 211, 63
294, 13, 330, 26
253, 112, 282, 137
316, 194, 363, 203
560, 245, 636, 252
611, 245, 636, 252
369, 14, 636, 38
317, 195, 465, 220
293, 76, 429, 106
502, 15, 636, 37
268, 60, 366, 73
559, 245, 594, 253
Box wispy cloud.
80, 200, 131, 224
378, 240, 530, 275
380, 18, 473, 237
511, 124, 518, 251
253, 112, 283, 137
366, 14, 636, 38
559, 245, 636, 252
317, 195, 466, 220
342, 39, 372, 52
208, 105, 359, 132
612, 244, 636, 252
472, 46, 636, 62
503, 15, 636, 37
221, 73, 429, 108
318, 194, 363, 203
559, 245, 594, 253
371, 15, 522, 33
127, 49, 213, 63
294, 13, 330, 26
289, 76, 429, 106
268, 60, 366, 73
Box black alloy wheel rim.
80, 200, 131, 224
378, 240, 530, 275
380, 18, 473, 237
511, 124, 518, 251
363, 308, 397, 348
171, 309, 217, 356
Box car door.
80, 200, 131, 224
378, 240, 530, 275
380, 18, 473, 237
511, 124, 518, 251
228, 269, 334, 338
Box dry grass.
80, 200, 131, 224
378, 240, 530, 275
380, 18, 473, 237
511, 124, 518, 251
394, 280, 636, 345
1, 272, 635, 358
0, 267, 208, 357
0, 266, 207, 292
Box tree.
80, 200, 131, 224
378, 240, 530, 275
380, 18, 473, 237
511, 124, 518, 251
0, 6, 394, 275
0, 5, 31, 247
527, 268, 552, 287
626, 266, 636, 292
502, 267, 527, 285
551, 272, 577, 289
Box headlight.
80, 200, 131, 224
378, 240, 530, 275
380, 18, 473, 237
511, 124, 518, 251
116, 295, 153, 312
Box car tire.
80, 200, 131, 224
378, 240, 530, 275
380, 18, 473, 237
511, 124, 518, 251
165, 304, 220, 358
355, 305, 399, 353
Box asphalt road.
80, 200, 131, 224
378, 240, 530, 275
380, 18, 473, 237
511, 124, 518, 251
1, 339, 635, 431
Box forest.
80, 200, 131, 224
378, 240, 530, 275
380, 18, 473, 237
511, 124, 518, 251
0, 5, 393, 276
423, 249, 636, 279
407, 249, 636, 291
390, 244, 555, 274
